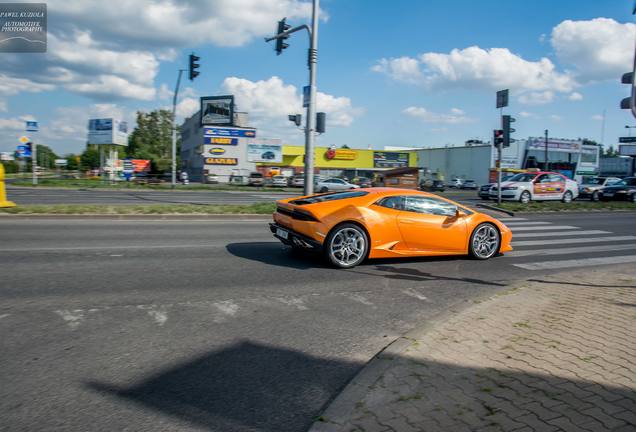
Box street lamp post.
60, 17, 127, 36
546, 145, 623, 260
171, 69, 186, 188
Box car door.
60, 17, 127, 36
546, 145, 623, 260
330, 179, 347, 191
533, 174, 560, 200
396, 195, 468, 252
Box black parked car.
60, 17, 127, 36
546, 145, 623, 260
419, 179, 445, 192
598, 177, 636, 202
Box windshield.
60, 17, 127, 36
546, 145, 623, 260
250, 173, 263, 178
289, 191, 369, 205
507, 173, 537, 182
582, 177, 603, 185
613, 178, 636, 186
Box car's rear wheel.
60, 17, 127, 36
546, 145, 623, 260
324, 223, 368, 268
562, 190, 573, 203
469, 223, 500, 260
631, 193, 636, 203
319, 187, 328, 193
519, 191, 531, 204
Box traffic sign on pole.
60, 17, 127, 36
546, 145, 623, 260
496, 89, 509, 109
619, 136, 636, 143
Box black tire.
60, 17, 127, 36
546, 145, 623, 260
631, 193, 636, 203
319, 187, 328, 193
324, 223, 369, 269
519, 191, 531, 204
480, 196, 490, 200
591, 191, 599, 202
562, 190, 573, 203
468, 223, 501, 260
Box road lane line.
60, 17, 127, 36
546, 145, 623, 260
505, 243, 636, 257
512, 235, 636, 247
496, 217, 527, 221
0, 241, 277, 252
511, 225, 578, 231
512, 230, 610, 238
503, 221, 552, 226
514, 255, 636, 270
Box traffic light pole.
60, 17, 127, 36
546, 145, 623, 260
497, 109, 502, 205
32, 140, 37, 186
171, 69, 185, 189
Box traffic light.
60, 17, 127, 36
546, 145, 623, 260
493, 129, 504, 147
288, 114, 302, 126
188, 53, 200, 80
621, 71, 636, 117
502, 115, 516, 147
316, 112, 326, 133
275, 18, 291, 55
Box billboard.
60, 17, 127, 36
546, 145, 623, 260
87, 118, 128, 145
374, 151, 409, 168
201, 96, 234, 126
247, 139, 282, 163
619, 144, 636, 156
527, 138, 581, 152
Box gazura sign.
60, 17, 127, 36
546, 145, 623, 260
205, 157, 238, 165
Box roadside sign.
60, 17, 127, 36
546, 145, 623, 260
618, 136, 636, 143
17, 145, 31, 157
619, 144, 636, 156
25, 121, 38, 132
54, 159, 67, 166
496, 89, 509, 109
19, 136, 30, 143
122, 158, 134, 174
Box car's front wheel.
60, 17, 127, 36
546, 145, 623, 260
469, 223, 501, 260
631, 193, 636, 203
562, 190, 573, 203
324, 223, 369, 268
519, 191, 531, 204
591, 191, 600, 202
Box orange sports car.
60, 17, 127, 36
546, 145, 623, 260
269, 188, 512, 268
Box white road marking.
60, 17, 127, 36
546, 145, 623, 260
213, 300, 240, 316
497, 218, 528, 221
510, 225, 578, 232
0, 313, 10, 319
503, 221, 552, 226
274, 297, 309, 310
147, 309, 168, 326
512, 236, 636, 247
55, 309, 84, 329
0, 242, 267, 253
513, 230, 610, 238
506, 243, 636, 258
401, 288, 430, 302
514, 255, 636, 270
342, 293, 375, 306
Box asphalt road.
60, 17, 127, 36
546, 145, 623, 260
1, 212, 635, 431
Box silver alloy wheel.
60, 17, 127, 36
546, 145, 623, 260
329, 227, 365, 267
562, 191, 573, 203
520, 191, 531, 204
471, 225, 500, 259
592, 191, 599, 202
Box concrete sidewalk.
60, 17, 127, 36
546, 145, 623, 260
311, 266, 636, 432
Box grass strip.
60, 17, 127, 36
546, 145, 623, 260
0, 202, 277, 215
497, 201, 636, 212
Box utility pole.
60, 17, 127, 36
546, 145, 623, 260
265, 0, 320, 195
32, 142, 37, 186
171, 69, 185, 188
544, 129, 549, 171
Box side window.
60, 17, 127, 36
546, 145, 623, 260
536, 175, 550, 183
333, 179, 344, 184
376, 196, 404, 210
550, 174, 565, 183
404, 196, 457, 217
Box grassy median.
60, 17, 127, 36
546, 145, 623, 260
0, 202, 277, 215
496, 201, 636, 212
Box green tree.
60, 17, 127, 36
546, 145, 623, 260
64, 153, 79, 170
603, 145, 618, 158
80, 146, 100, 170
35, 144, 59, 169
127, 109, 178, 172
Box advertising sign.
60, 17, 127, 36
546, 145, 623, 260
247, 139, 282, 163
205, 157, 238, 165
209, 147, 226, 156
204, 127, 255, 138
204, 136, 238, 145
619, 136, 636, 143
54, 159, 67, 166
17, 145, 31, 158
325, 148, 357, 161
374, 151, 409, 168
87, 118, 128, 145
527, 138, 581, 152
25, 121, 38, 132
201, 96, 234, 125
113, 119, 128, 145
619, 144, 636, 156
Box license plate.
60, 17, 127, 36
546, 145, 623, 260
604, 192, 614, 197
276, 228, 289, 239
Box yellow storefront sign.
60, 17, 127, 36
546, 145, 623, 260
205, 157, 238, 165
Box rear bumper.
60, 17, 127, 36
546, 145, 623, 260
269, 223, 322, 251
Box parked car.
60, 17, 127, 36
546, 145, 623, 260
205, 172, 219, 184
419, 179, 445, 192
352, 176, 373, 188
270, 175, 289, 187
598, 177, 636, 202
478, 175, 514, 200
447, 178, 464, 188
229, 174, 249, 185
261, 151, 276, 160
248, 172, 264, 186
289, 174, 305, 187
315, 177, 360, 193
489, 171, 579, 203
461, 180, 478, 190
578, 176, 622, 201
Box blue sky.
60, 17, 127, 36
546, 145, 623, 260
1, 0, 635, 155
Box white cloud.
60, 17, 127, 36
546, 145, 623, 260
552, 18, 636, 82
0, 100, 7, 112
403, 106, 474, 124
568, 92, 583, 101
65, 75, 156, 101
221, 76, 361, 132
591, 114, 604, 121
518, 91, 554, 105
176, 97, 199, 119
518, 111, 536, 118
0, 74, 54, 96
373, 46, 576, 96
550, 115, 563, 121
0, 116, 29, 130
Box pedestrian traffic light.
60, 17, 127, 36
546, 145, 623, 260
493, 129, 504, 147
188, 53, 200, 81
275, 18, 291, 55
502, 115, 516, 147
316, 112, 326, 133
288, 114, 302, 126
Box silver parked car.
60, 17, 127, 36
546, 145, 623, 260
315, 177, 360, 193
578, 176, 622, 201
